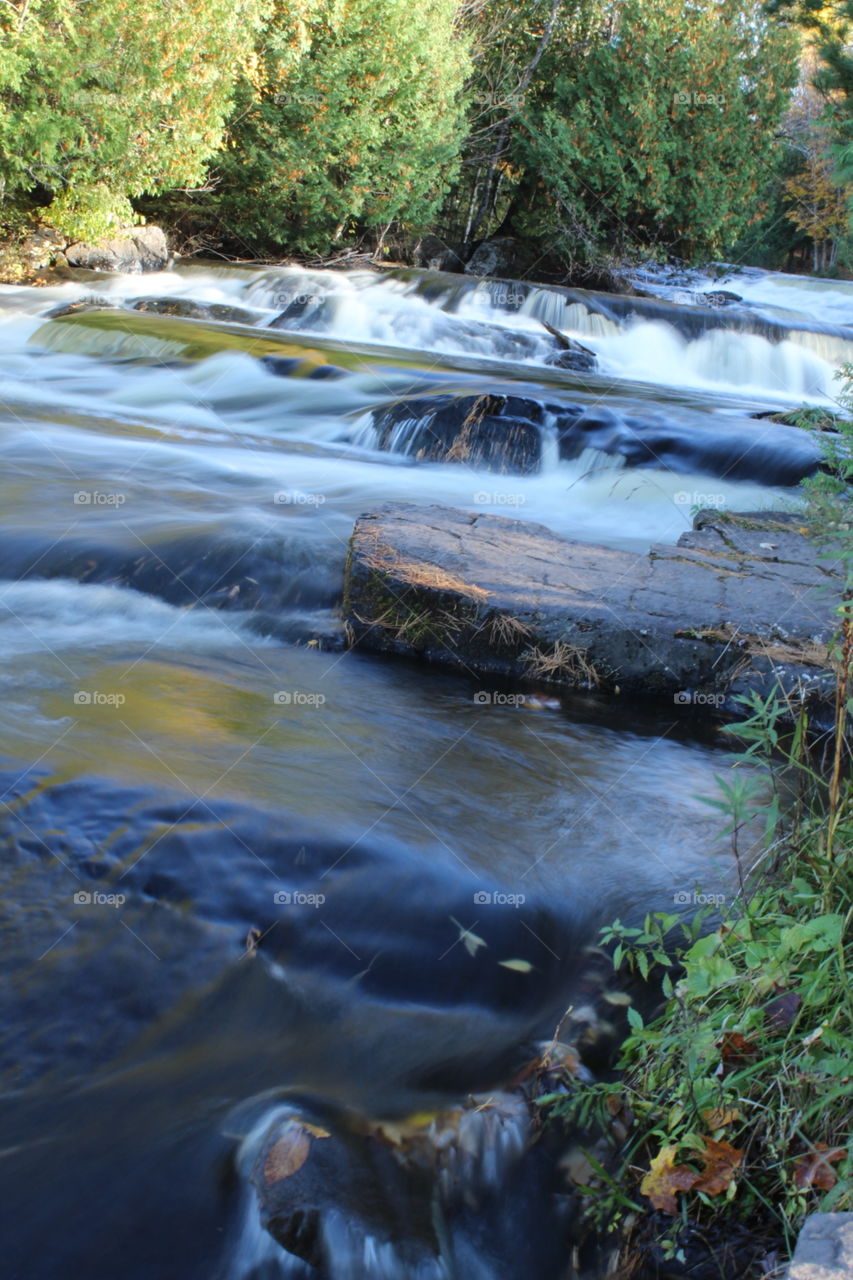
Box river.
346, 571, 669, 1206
0, 260, 848, 1278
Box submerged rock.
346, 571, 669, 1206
344, 504, 840, 716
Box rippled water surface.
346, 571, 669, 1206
0, 261, 847, 1278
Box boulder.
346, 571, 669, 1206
411, 234, 465, 273
789, 1214, 853, 1279
465, 237, 535, 279
344, 504, 840, 715
0, 228, 67, 284
65, 225, 170, 273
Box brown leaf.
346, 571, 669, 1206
263, 1121, 329, 1184
717, 1032, 758, 1075
693, 1138, 743, 1197
702, 1108, 741, 1130
640, 1145, 699, 1214
764, 991, 802, 1031
793, 1145, 846, 1191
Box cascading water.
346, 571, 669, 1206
0, 257, 848, 1280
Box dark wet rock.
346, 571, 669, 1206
0, 526, 341, 618
701, 289, 743, 307
556, 405, 820, 485
465, 237, 536, 279
360, 392, 819, 486
260, 353, 348, 380
45, 295, 117, 319
412, 234, 465, 273
130, 296, 260, 325
364, 392, 563, 474
540, 321, 598, 371
344, 504, 840, 716
64, 225, 170, 273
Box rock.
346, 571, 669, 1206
363, 392, 564, 474
412, 234, 465, 273
0, 229, 68, 284
130, 297, 259, 325
789, 1214, 853, 1279
465, 237, 535, 279
344, 504, 840, 714
701, 289, 742, 307
64, 224, 170, 272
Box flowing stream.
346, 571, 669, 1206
0, 261, 849, 1279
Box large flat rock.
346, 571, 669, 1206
344, 504, 841, 713
789, 1214, 853, 1279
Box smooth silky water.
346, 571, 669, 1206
0, 262, 846, 1278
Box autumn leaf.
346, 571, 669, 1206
263, 1120, 329, 1184
793, 1145, 846, 1192
717, 1032, 758, 1075
694, 1139, 743, 1197
702, 1107, 741, 1130
640, 1145, 699, 1213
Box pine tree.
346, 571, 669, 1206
213, 0, 472, 254
0, 0, 266, 240
494, 0, 799, 262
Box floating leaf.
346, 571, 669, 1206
498, 958, 533, 973
640, 1145, 699, 1213
263, 1120, 329, 1184
793, 1145, 846, 1191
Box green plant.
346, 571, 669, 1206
544, 403, 853, 1267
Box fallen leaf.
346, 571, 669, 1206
764, 991, 802, 1030
717, 1032, 758, 1075
263, 1120, 329, 1184
640, 1145, 699, 1214
793, 1145, 845, 1191
694, 1138, 743, 1196
702, 1107, 741, 1129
